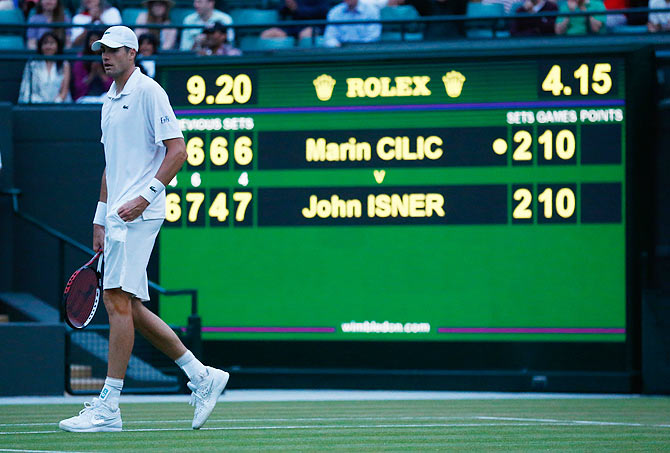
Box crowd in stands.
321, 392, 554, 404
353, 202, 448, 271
5, 0, 668, 102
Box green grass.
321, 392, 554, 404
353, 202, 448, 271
2, 398, 670, 451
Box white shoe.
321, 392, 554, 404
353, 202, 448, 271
188, 366, 229, 429
58, 398, 122, 432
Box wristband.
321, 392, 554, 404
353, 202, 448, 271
93, 201, 107, 226
138, 177, 165, 204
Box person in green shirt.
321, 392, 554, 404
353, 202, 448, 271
555, 0, 606, 34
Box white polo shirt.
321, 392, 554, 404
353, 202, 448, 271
101, 67, 182, 220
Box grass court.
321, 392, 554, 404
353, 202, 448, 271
1, 395, 670, 451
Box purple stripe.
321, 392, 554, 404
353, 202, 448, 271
438, 327, 625, 334
174, 99, 624, 116
202, 326, 336, 333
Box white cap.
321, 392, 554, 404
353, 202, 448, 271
91, 26, 139, 51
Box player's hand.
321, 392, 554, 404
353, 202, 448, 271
117, 196, 149, 222
93, 224, 105, 252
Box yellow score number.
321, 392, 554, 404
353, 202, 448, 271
186, 136, 253, 167
186, 74, 252, 105
511, 129, 575, 161
542, 63, 612, 96
513, 187, 576, 220
209, 192, 252, 222
166, 192, 252, 223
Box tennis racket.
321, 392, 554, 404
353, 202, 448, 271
63, 250, 103, 329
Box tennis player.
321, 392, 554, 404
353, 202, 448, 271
59, 26, 229, 432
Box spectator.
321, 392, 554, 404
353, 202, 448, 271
194, 21, 241, 55
555, 0, 605, 34
180, 0, 234, 51
362, 0, 432, 15
324, 0, 382, 47
135, 0, 178, 50
18, 32, 71, 103
482, 0, 518, 14
71, 29, 112, 102
510, 0, 558, 36
26, 0, 71, 49
261, 0, 329, 40
0, 0, 13, 9
17, 0, 37, 19
425, 0, 468, 38
71, 0, 122, 47
362, 0, 400, 9
648, 0, 670, 31
604, 0, 629, 27
137, 33, 158, 77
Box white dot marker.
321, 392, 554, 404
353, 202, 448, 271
191, 172, 201, 187
168, 176, 178, 187
238, 172, 249, 187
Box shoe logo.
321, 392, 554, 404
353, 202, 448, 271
122, 105, 129, 109
100, 388, 109, 399
91, 417, 108, 425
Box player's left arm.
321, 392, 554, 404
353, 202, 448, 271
117, 138, 186, 222
154, 138, 187, 186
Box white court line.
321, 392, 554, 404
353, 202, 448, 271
5, 414, 670, 429
4, 415, 670, 432
0, 449, 87, 453
478, 416, 670, 428
0, 390, 645, 405
0, 415, 471, 428
3, 419, 670, 436
0, 422, 559, 435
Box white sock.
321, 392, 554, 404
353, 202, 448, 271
175, 350, 207, 383
99, 377, 123, 411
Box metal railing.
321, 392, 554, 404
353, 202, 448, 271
0, 187, 202, 360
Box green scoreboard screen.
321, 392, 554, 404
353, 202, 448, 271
158, 52, 629, 344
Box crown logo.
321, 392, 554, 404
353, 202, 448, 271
442, 71, 466, 98
313, 74, 336, 101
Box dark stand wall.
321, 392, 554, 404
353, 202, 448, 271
11, 106, 105, 305
0, 323, 65, 396
641, 104, 670, 394
0, 103, 14, 292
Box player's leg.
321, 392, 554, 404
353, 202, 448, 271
131, 298, 229, 429
131, 297, 185, 360
59, 218, 143, 433
105, 288, 135, 379
58, 288, 130, 432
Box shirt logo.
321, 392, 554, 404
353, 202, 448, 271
122, 105, 129, 109
160, 116, 170, 124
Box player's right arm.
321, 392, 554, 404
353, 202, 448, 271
93, 168, 108, 252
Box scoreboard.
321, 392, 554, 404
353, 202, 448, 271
157, 51, 631, 344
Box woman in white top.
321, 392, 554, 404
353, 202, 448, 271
18, 32, 72, 104
71, 0, 122, 46
135, 0, 178, 50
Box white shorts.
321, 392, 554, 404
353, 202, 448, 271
103, 214, 163, 301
